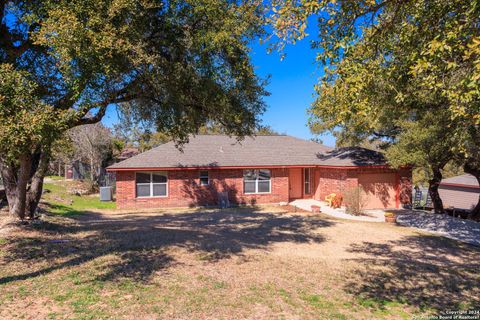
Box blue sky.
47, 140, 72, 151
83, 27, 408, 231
102, 35, 337, 147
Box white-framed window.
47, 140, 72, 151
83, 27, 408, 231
135, 171, 168, 198
243, 169, 271, 194
199, 170, 209, 186
304, 168, 312, 194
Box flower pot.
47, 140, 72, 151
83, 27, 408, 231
385, 215, 397, 223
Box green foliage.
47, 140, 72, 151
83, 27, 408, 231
413, 161, 464, 186
1, 0, 268, 217
256, 125, 281, 135
0, 64, 68, 161
270, 0, 479, 178
386, 112, 456, 169
137, 131, 170, 152
198, 122, 280, 135
1, 0, 267, 158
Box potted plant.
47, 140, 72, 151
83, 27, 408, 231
384, 211, 397, 223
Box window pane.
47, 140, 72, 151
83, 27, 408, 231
199, 171, 209, 185
136, 184, 150, 197
243, 170, 256, 180
152, 172, 167, 183
304, 168, 310, 180
304, 182, 310, 194
258, 181, 270, 193
244, 181, 256, 193
304, 168, 311, 194
258, 169, 271, 180
136, 172, 151, 184
152, 184, 167, 196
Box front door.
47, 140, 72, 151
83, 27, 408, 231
289, 168, 302, 199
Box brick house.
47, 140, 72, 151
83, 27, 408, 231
107, 135, 412, 210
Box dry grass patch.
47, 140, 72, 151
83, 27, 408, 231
0, 205, 479, 319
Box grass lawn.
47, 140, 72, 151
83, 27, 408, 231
0, 180, 479, 319
41, 178, 115, 215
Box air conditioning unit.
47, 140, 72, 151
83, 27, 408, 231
100, 186, 113, 201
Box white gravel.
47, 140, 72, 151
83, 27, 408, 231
290, 200, 480, 246
396, 210, 480, 246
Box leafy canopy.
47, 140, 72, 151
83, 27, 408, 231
0, 0, 268, 164
0, 64, 68, 161
270, 0, 479, 165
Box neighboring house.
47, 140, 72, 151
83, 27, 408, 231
439, 174, 480, 210
66, 160, 90, 180
107, 135, 412, 210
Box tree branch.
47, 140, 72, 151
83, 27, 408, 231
72, 92, 140, 127
73, 102, 109, 126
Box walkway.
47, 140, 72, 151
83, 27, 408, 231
396, 210, 480, 247
289, 199, 386, 223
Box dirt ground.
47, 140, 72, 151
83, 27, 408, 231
0, 206, 479, 319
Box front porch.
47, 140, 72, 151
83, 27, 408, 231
289, 199, 387, 223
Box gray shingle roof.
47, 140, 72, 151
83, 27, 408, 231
441, 174, 479, 188
108, 135, 388, 169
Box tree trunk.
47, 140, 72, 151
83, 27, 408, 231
26, 149, 50, 219
428, 167, 444, 214
464, 163, 480, 220
0, 155, 32, 220
90, 156, 94, 181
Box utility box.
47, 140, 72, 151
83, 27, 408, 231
100, 186, 113, 201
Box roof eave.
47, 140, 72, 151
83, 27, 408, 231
106, 164, 392, 172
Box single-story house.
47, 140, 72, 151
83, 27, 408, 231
107, 135, 412, 210
439, 174, 480, 210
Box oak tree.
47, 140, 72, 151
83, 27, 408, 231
270, 0, 479, 214
0, 0, 267, 219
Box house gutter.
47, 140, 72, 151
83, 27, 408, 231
439, 182, 480, 190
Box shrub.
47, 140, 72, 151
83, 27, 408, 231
343, 186, 367, 216
85, 178, 99, 194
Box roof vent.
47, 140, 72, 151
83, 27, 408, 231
219, 146, 224, 153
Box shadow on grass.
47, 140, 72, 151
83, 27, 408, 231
1, 207, 334, 284
40, 203, 84, 217
345, 234, 480, 311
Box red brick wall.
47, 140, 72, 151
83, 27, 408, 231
115, 168, 289, 210
313, 167, 412, 208
115, 166, 412, 210
313, 168, 358, 201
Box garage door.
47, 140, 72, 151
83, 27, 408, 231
358, 173, 397, 209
